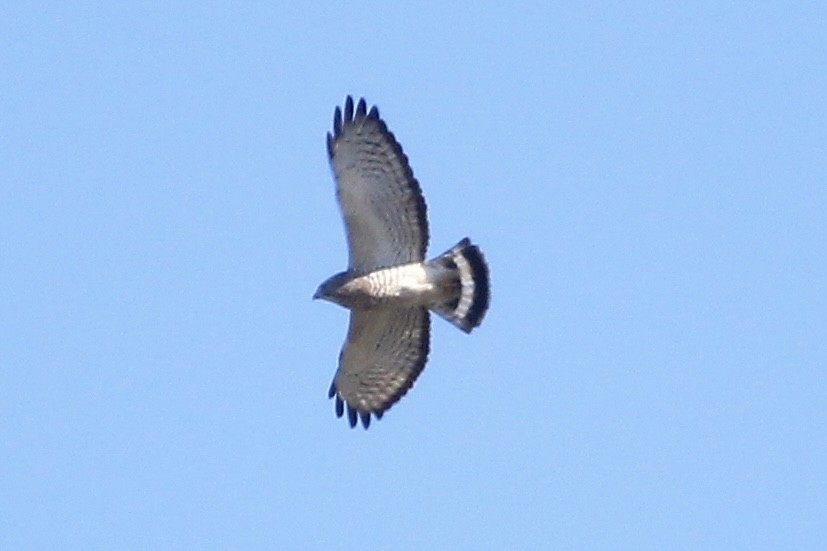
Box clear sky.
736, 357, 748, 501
2, 3, 825, 549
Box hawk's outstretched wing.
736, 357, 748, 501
328, 307, 430, 428
327, 96, 429, 272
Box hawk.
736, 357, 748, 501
314, 96, 490, 429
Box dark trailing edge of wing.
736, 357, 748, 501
327, 312, 431, 430
325, 95, 429, 259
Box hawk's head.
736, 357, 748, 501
313, 271, 352, 305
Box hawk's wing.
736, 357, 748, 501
328, 307, 430, 429
327, 96, 429, 272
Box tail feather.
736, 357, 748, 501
429, 238, 490, 333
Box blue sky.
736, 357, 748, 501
2, 3, 825, 549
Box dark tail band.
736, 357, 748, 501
430, 238, 490, 333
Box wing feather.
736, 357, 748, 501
329, 308, 430, 429
327, 96, 429, 272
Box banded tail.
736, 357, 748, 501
428, 238, 490, 333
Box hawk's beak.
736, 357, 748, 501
312, 289, 321, 300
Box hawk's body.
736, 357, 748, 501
315, 97, 490, 429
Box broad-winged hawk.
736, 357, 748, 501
314, 96, 490, 429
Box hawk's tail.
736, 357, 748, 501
428, 238, 490, 333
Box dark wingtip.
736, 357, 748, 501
344, 96, 354, 124
330, 379, 380, 429
359, 410, 371, 429
330, 97, 373, 156
333, 106, 342, 137
355, 97, 367, 119
346, 404, 357, 428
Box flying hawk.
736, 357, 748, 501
314, 96, 490, 429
